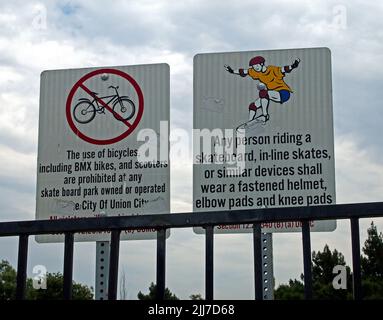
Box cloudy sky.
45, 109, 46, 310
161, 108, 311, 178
0, 0, 383, 300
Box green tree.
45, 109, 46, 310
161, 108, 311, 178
0, 260, 17, 300
0, 261, 93, 300
27, 272, 93, 300
190, 293, 204, 300
275, 245, 353, 300
137, 282, 179, 300
311, 244, 353, 299
274, 279, 304, 300
361, 222, 383, 299
361, 222, 383, 278
276, 222, 383, 300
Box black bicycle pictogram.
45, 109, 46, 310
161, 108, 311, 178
73, 85, 135, 124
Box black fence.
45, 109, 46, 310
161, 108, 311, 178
1, 202, 383, 300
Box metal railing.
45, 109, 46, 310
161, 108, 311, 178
1, 201, 383, 300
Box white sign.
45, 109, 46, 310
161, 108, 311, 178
193, 48, 336, 233
36, 64, 170, 242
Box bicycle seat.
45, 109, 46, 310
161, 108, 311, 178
91, 91, 98, 96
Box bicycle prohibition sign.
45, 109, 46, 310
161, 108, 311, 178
73, 85, 135, 124
66, 68, 144, 145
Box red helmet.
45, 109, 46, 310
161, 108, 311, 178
249, 56, 265, 66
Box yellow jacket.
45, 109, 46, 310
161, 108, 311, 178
248, 66, 292, 92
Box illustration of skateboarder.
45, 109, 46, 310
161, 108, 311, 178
224, 56, 300, 128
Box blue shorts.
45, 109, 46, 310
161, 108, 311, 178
279, 90, 291, 103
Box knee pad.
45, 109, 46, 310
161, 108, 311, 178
248, 102, 257, 111
259, 89, 269, 99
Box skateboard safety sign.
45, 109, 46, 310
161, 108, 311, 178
193, 48, 336, 233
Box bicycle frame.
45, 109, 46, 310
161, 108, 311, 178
72, 84, 137, 126
93, 94, 118, 112
82, 87, 123, 113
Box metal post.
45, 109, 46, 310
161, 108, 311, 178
16, 234, 28, 300
63, 232, 74, 300
205, 226, 214, 300
108, 230, 121, 300
261, 233, 274, 300
156, 229, 166, 300
351, 218, 362, 300
95, 241, 110, 300
253, 224, 263, 300
302, 220, 313, 299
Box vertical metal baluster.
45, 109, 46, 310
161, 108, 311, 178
205, 226, 214, 300
351, 218, 362, 300
108, 230, 121, 300
302, 221, 313, 299
63, 232, 74, 300
16, 234, 29, 300
253, 224, 263, 300
156, 229, 166, 300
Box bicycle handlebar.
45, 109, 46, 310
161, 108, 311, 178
108, 85, 119, 90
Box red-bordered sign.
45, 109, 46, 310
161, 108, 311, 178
66, 68, 144, 145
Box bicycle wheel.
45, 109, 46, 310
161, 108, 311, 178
112, 97, 135, 121
73, 101, 96, 124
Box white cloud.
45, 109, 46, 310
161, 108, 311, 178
335, 134, 383, 203
0, 144, 36, 194
0, 0, 383, 300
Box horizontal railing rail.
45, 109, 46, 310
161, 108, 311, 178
1, 202, 383, 236
0, 201, 382, 301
